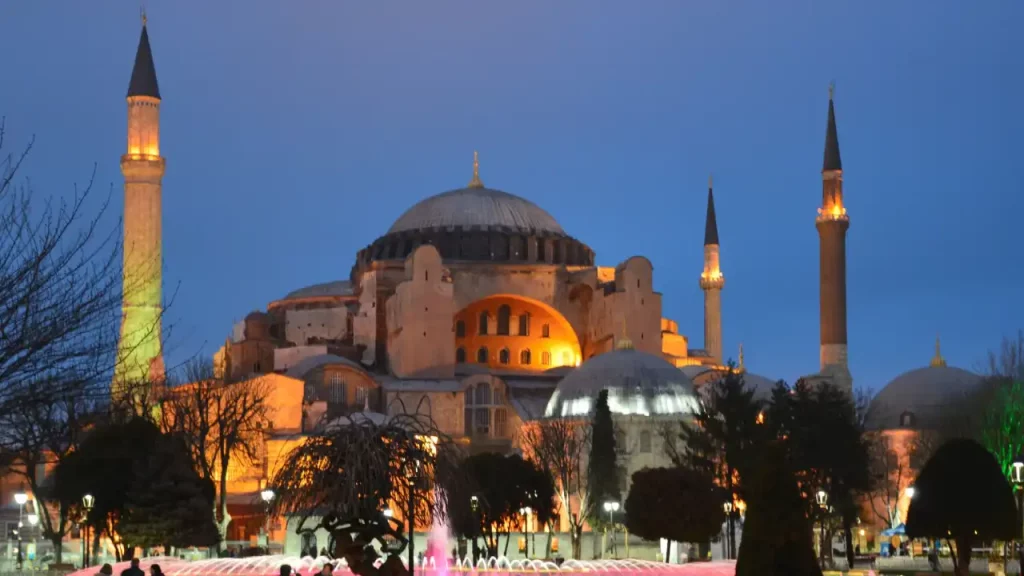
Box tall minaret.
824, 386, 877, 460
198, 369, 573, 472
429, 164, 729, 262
699, 175, 725, 364
114, 16, 165, 393
816, 85, 851, 391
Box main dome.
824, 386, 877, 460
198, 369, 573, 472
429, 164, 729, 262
545, 348, 700, 418
387, 187, 566, 236
864, 365, 982, 431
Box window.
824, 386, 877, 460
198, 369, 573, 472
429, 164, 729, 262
456, 320, 466, 338
519, 313, 530, 336
499, 348, 511, 365
479, 312, 490, 335
639, 430, 652, 453
542, 324, 550, 338
900, 411, 916, 428
520, 349, 532, 365
465, 382, 507, 438
354, 386, 369, 409
497, 305, 511, 335
328, 373, 347, 404
456, 347, 466, 363
541, 351, 551, 366
477, 347, 488, 363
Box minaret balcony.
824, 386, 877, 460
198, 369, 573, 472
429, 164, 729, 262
699, 271, 725, 290
816, 205, 849, 223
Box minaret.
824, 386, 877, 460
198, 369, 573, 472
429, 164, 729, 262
699, 175, 725, 364
114, 16, 165, 394
816, 84, 852, 391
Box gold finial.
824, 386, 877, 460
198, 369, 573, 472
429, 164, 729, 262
615, 316, 634, 350
141, 6, 147, 27
738, 343, 745, 369
930, 334, 946, 368
828, 81, 835, 101
468, 151, 484, 188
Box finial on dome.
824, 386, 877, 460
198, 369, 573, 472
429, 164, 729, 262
141, 5, 147, 27
930, 334, 946, 368
615, 316, 634, 350
738, 343, 745, 369
708, 173, 713, 189
468, 151, 484, 188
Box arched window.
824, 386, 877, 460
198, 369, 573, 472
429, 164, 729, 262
499, 348, 511, 365
542, 324, 550, 338
354, 385, 369, 409
477, 347, 488, 363
456, 347, 466, 363
520, 349, 532, 365
541, 351, 551, 366
497, 305, 511, 335
519, 313, 530, 336
479, 312, 490, 335
465, 382, 507, 439
456, 320, 466, 338
639, 430, 652, 453
900, 411, 916, 428
328, 373, 347, 405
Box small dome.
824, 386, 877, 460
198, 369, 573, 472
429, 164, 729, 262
865, 365, 983, 431
545, 348, 700, 418
387, 187, 565, 236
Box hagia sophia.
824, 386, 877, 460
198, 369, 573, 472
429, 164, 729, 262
4, 19, 990, 565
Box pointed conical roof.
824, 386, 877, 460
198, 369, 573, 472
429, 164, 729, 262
823, 95, 842, 171
704, 179, 719, 246
127, 24, 160, 99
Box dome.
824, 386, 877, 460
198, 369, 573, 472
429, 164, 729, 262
544, 348, 700, 418
387, 187, 566, 236
864, 365, 983, 431
281, 280, 353, 301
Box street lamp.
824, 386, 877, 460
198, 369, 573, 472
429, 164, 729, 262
723, 501, 734, 559
470, 496, 481, 563
14, 489, 27, 569
603, 501, 620, 558
383, 508, 394, 518
82, 494, 95, 568
815, 490, 829, 569
905, 486, 916, 500
1014, 454, 1024, 562
518, 506, 532, 558
260, 488, 275, 549
27, 513, 38, 566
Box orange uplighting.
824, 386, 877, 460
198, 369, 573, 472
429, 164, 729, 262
816, 203, 849, 222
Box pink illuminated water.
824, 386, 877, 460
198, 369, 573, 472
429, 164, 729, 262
66, 556, 738, 576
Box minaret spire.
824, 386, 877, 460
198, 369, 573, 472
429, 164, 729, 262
127, 15, 160, 99
930, 334, 947, 368
467, 151, 484, 188
816, 84, 852, 391
700, 175, 725, 363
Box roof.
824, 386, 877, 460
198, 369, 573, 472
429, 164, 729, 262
127, 25, 160, 99
679, 365, 778, 400
545, 348, 699, 418
864, 365, 983, 431
510, 391, 552, 421
284, 353, 367, 379
704, 185, 719, 246
281, 280, 354, 301
386, 187, 565, 236
379, 378, 463, 392
823, 96, 842, 171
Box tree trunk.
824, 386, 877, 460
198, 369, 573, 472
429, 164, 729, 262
571, 525, 582, 559
843, 516, 854, 569
954, 536, 972, 576
217, 466, 232, 550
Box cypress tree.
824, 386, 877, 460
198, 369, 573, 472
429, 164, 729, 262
588, 389, 619, 516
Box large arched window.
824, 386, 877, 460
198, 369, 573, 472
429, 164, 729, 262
497, 305, 511, 335
479, 312, 490, 335
476, 347, 488, 363
328, 373, 347, 404
464, 382, 507, 438
456, 347, 466, 363
499, 348, 511, 365
520, 349, 532, 365
519, 313, 530, 336
456, 320, 466, 338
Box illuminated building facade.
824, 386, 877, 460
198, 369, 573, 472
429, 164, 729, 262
114, 19, 166, 392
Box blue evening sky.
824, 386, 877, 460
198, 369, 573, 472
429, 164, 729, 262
0, 1, 1020, 394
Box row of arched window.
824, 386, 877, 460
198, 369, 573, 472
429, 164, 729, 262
456, 346, 571, 367
455, 305, 551, 338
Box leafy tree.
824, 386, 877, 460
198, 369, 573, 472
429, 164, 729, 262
587, 390, 619, 526
735, 441, 822, 576
624, 466, 725, 557
520, 419, 591, 559
906, 438, 1017, 576
445, 453, 555, 558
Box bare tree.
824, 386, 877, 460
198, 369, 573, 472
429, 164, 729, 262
161, 360, 272, 548
520, 419, 591, 559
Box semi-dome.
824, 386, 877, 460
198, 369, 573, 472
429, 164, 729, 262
387, 187, 565, 236
544, 347, 700, 418
864, 365, 983, 431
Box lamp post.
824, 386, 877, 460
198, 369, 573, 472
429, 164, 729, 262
518, 507, 532, 559
407, 459, 422, 573
14, 489, 27, 569
81, 494, 94, 568
1013, 456, 1024, 564
27, 512, 38, 567
603, 501, 620, 558
470, 496, 480, 563
815, 490, 829, 569
722, 502, 734, 560
260, 488, 275, 550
